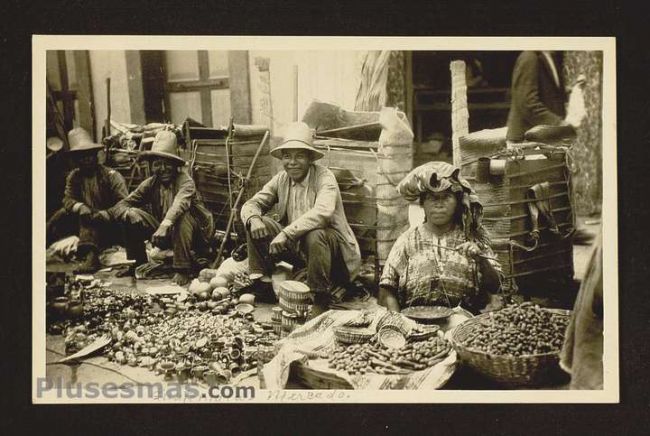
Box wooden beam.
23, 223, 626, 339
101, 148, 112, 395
198, 51, 213, 127
73, 51, 96, 140
125, 50, 146, 125
57, 50, 74, 132
405, 51, 414, 134
227, 51, 252, 124
450, 60, 468, 169
164, 78, 229, 93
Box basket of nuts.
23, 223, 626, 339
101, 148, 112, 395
450, 303, 571, 387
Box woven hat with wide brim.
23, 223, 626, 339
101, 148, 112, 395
270, 122, 324, 160
139, 130, 186, 165
67, 128, 103, 153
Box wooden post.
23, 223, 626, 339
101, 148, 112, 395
450, 60, 468, 169
104, 77, 111, 140
254, 57, 273, 134
228, 51, 252, 124
293, 64, 299, 122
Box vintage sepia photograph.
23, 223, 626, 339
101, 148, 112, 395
33, 36, 617, 403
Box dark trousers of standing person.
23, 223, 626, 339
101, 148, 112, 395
46, 207, 138, 260
124, 208, 213, 270
245, 216, 351, 302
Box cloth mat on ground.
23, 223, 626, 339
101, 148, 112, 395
261, 308, 459, 390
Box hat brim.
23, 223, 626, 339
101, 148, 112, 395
67, 143, 103, 153
139, 150, 186, 165
270, 142, 324, 160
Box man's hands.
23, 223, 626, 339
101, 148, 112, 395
91, 210, 111, 223
78, 204, 92, 218
151, 222, 171, 247
249, 216, 269, 240
269, 231, 290, 255
125, 209, 144, 226
249, 216, 291, 255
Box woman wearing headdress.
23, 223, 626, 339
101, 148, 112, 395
378, 162, 502, 314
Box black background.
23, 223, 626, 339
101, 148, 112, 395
2, 0, 648, 434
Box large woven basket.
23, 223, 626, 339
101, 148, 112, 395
450, 309, 571, 387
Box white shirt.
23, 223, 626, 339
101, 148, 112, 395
541, 51, 560, 88
286, 168, 312, 224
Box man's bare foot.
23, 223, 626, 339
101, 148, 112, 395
172, 271, 191, 286
115, 265, 136, 278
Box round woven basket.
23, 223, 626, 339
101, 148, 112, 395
278, 281, 312, 316
450, 308, 571, 387
333, 326, 375, 344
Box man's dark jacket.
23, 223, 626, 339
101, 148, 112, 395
506, 51, 567, 142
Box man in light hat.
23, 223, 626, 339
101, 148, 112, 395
108, 130, 214, 285
241, 122, 361, 317
46, 127, 130, 273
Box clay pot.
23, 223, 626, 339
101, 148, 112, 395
204, 370, 218, 386
192, 365, 208, 380
229, 348, 241, 360
50, 297, 69, 319
206, 300, 218, 310
229, 363, 241, 378
214, 338, 226, 350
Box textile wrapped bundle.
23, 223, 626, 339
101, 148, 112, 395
396, 161, 486, 243
458, 127, 508, 173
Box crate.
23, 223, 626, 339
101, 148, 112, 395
313, 138, 411, 270
180, 127, 271, 233
460, 146, 575, 291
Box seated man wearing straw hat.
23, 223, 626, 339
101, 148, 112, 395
241, 122, 361, 318
108, 131, 214, 285
46, 128, 130, 273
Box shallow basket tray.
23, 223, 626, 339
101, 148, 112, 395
401, 306, 454, 323
333, 326, 375, 344
450, 308, 571, 387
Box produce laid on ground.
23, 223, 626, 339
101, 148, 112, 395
47, 274, 279, 385
456, 303, 570, 356
328, 333, 452, 376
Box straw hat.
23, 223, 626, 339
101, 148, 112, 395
66, 128, 103, 153
46, 136, 64, 153
270, 122, 324, 160
140, 131, 186, 165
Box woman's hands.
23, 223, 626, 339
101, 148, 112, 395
378, 286, 401, 313
456, 241, 482, 258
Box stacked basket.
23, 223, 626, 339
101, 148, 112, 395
278, 281, 313, 333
